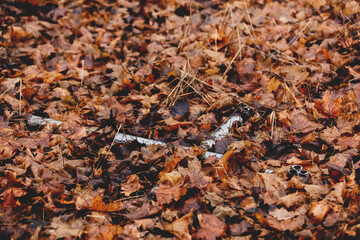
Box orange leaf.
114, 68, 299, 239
308, 200, 330, 224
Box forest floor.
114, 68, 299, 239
1, 0, 360, 239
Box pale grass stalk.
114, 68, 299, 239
221, 45, 243, 82
0, 78, 20, 98
109, 124, 123, 153
280, 18, 312, 52
283, 83, 303, 108
19, 78, 22, 116
270, 111, 276, 141
81, 59, 85, 86
243, 0, 259, 47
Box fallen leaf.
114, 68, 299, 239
121, 174, 143, 197
316, 91, 343, 118
193, 214, 227, 240
290, 110, 324, 134
277, 192, 306, 209
68, 126, 88, 140
178, 159, 212, 189
308, 200, 331, 224
269, 207, 300, 221
165, 212, 193, 240
154, 182, 187, 205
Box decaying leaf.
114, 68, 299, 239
308, 200, 331, 224
193, 214, 227, 240
2, 0, 360, 238
290, 110, 324, 134
277, 192, 306, 209
154, 182, 187, 205
75, 189, 123, 212
121, 174, 143, 197
165, 212, 193, 240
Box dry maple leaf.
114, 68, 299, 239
316, 91, 343, 118
0, 142, 17, 160
282, 65, 309, 85
277, 192, 306, 209
154, 182, 187, 205
178, 159, 212, 189
121, 174, 143, 197
269, 207, 300, 221
193, 214, 227, 240
320, 126, 341, 144
258, 173, 288, 204
125, 202, 160, 220
325, 181, 345, 204
75, 189, 123, 212
165, 212, 193, 240
68, 126, 88, 140
49, 217, 84, 239
304, 184, 330, 200
308, 200, 330, 224
335, 134, 360, 151
327, 152, 352, 174
290, 110, 323, 134
207, 93, 234, 111
210, 29, 228, 51
163, 117, 193, 131
263, 214, 306, 231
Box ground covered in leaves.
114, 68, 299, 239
1, 0, 360, 239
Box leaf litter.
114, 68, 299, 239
1, 0, 360, 239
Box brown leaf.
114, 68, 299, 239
204, 49, 227, 63
0, 142, 17, 160
258, 173, 288, 204
267, 77, 282, 93
210, 29, 228, 51
165, 212, 193, 240
264, 214, 306, 231
316, 91, 343, 118
290, 110, 323, 134
75, 190, 123, 212
50, 217, 84, 239
325, 181, 345, 204
220, 147, 234, 173
193, 214, 227, 240
163, 117, 193, 131
304, 184, 330, 199
327, 152, 350, 174
277, 192, 306, 209
283, 65, 309, 85
154, 182, 187, 205
68, 126, 88, 140
320, 126, 341, 144
335, 134, 360, 151
308, 200, 331, 224
230, 220, 250, 236
121, 174, 143, 197
125, 202, 160, 220
178, 159, 212, 189
269, 207, 300, 221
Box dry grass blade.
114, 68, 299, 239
164, 61, 212, 108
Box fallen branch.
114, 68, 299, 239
27, 115, 234, 159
